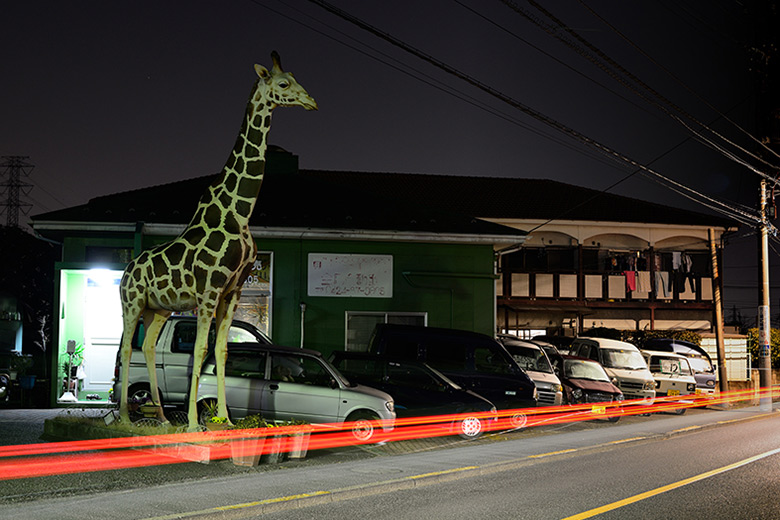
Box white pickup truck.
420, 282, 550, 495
111, 316, 271, 408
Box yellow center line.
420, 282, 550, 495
670, 425, 702, 434
216, 491, 331, 510
561, 447, 780, 520
407, 466, 478, 479
529, 449, 577, 459
607, 437, 645, 445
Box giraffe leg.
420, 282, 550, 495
141, 309, 171, 423
186, 308, 215, 431
119, 309, 142, 424
214, 289, 241, 421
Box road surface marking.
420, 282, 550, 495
216, 491, 331, 510
671, 425, 702, 434
607, 437, 645, 445
561, 447, 780, 520
529, 449, 577, 458
408, 466, 477, 479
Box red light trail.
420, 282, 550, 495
0, 388, 775, 481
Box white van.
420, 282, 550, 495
641, 350, 697, 414
569, 337, 655, 404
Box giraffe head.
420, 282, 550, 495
254, 51, 318, 111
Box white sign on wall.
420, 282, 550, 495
308, 253, 393, 298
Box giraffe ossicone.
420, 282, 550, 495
117, 51, 317, 431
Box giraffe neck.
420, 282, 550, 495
195, 79, 274, 231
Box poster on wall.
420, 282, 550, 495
308, 253, 392, 298
236, 252, 272, 336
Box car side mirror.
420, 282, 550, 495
329, 378, 338, 389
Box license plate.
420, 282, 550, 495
591, 405, 606, 415
668, 389, 680, 396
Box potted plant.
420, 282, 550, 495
287, 419, 312, 460
230, 414, 269, 467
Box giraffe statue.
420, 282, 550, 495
118, 51, 317, 430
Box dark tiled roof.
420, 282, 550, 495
32, 169, 524, 238
302, 170, 735, 227
32, 149, 736, 235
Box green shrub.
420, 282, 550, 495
746, 328, 780, 368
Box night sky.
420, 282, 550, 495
2, 1, 774, 324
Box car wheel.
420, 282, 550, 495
198, 398, 218, 425
129, 384, 156, 405
347, 411, 379, 442
509, 411, 527, 429
456, 414, 483, 440
675, 407, 687, 415
607, 414, 621, 423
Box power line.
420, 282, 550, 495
503, 0, 780, 182
306, 0, 763, 227
578, 0, 780, 164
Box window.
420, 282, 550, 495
272, 354, 333, 387
225, 350, 266, 378
473, 346, 513, 375
345, 311, 426, 351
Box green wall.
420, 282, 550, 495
55, 234, 497, 360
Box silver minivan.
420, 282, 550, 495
112, 316, 269, 407
497, 335, 563, 406
197, 343, 396, 441
569, 337, 656, 404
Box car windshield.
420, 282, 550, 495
601, 349, 647, 370
648, 356, 692, 376
505, 344, 553, 373
424, 364, 462, 390
687, 357, 713, 373
563, 359, 610, 382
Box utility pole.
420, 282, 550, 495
0, 156, 34, 229
709, 228, 729, 393
758, 180, 772, 410
748, 0, 778, 410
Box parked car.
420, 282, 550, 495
197, 343, 396, 441
641, 350, 698, 415
532, 335, 574, 354
529, 339, 560, 359
550, 354, 624, 421
112, 316, 271, 408
329, 351, 496, 439
497, 335, 563, 406
643, 338, 716, 395
568, 337, 656, 404
367, 324, 538, 427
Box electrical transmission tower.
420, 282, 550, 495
0, 156, 34, 228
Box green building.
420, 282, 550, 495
31, 148, 527, 406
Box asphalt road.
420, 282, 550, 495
2, 403, 778, 520
256, 409, 780, 520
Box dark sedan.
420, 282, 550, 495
550, 354, 624, 422
330, 351, 497, 439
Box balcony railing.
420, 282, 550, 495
499, 271, 713, 302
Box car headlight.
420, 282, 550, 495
551, 384, 563, 393
707, 380, 715, 387
643, 380, 656, 391
533, 387, 538, 400
687, 383, 696, 392
571, 388, 583, 402
615, 393, 624, 402
385, 401, 394, 413
611, 377, 619, 386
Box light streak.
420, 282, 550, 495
0, 387, 775, 481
